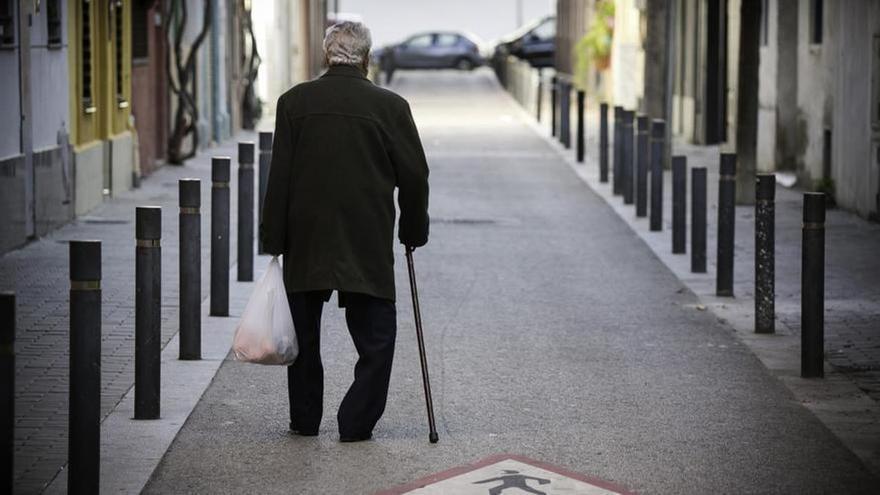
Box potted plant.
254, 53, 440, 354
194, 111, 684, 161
576, 0, 615, 73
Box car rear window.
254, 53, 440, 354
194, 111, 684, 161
436, 34, 460, 47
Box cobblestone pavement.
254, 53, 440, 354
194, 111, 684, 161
552, 98, 880, 402
2, 131, 256, 493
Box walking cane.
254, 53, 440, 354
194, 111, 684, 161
405, 246, 439, 443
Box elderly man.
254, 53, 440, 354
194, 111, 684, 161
260, 21, 429, 442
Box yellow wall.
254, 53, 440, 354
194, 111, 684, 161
68, 0, 131, 148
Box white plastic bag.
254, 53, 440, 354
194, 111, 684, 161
232, 256, 299, 365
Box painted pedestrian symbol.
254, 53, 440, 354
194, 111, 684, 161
473, 469, 551, 494
377, 455, 633, 494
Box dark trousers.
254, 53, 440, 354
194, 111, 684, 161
287, 290, 397, 436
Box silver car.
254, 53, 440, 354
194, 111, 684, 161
378, 32, 485, 81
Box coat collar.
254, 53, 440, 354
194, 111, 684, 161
321, 64, 369, 80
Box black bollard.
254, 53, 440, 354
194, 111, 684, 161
211, 157, 231, 317
691, 167, 707, 273
576, 90, 585, 163
599, 103, 609, 183
551, 76, 558, 138
801, 192, 825, 378
613, 106, 623, 196
258, 132, 273, 255
650, 120, 666, 231
622, 111, 635, 205
635, 115, 650, 216
672, 156, 687, 253
716, 153, 737, 296
135, 206, 161, 420
68, 240, 101, 493
238, 142, 255, 282
755, 174, 776, 334
560, 80, 571, 148
1, 293, 13, 494
179, 179, 201, 360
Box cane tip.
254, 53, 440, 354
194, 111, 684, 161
429, 432, 439, 444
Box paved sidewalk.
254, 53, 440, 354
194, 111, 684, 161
535, 89, 880, 472
1, 130, 256, 493
145, 70, 877, 493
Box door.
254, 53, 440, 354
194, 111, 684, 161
434, 33, 462, 68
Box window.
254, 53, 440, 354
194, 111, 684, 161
810, 0, 823, 45
0, 0, 14, 48
81, 0, 95, 112
406, 34, 433, 48
436, 34, 459, 47
760, 0, 769, 47
114, 0, 127, 107
132, 0, 149, 61
530, 18, 555, 41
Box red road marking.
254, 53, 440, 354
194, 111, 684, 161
374, 453, 636, 494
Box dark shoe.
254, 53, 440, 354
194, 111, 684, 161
339, 432, 372, 443
290, 429, 319, 437
290, 422, 319, 437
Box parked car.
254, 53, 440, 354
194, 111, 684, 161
492, 15, 556, 70
376, 31, 486, 82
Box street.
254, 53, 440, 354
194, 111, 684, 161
142, 70, 877, 494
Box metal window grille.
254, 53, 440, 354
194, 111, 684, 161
47, 0, 62, 46
82, 0, 94, 111
132, 0, 149, 60
115, 0, 127, 107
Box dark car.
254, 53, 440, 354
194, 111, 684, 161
377, 31, 485, 82
492, 15, 556, 71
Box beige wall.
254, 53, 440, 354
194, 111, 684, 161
725, 0, 741, 153
831, 0, 880, 217
74, 141, 104, 215
671, 0, 700, 143
610, 0, 644, 110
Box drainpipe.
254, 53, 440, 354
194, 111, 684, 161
211, 0, 221, 142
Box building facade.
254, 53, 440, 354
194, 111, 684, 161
1, 0, 302, 256
131, 0, 169, 177
556, 0, 879, 217
0, 0, 75, 253
755, 0, 879, 217
68, 0, 135, 216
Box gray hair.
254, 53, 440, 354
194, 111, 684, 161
323, 21, 372, 66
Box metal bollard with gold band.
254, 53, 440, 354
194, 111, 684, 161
67, 239, 102, 493
801, 192, 826, 378
135, 207, 161, 420
179, 179, 202, 360
238, 142, 257, 282
716, 153, 738, 297
211, 157, 232, 316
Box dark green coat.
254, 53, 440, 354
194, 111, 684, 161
260, 64, 430, 301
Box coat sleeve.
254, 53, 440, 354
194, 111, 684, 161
389, 101, 430, 248
259, 94, 295, 255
